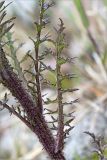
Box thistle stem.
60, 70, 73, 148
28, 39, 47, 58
34, 0, 45, 113
55, 33, 64, 153
0, 47, 65, 160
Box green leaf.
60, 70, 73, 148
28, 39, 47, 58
61, 79, 73, 89
6, 32, 28, 89
58, 57, 67, 65
45, 71, 56, 86
73, 0, 89, 28
58, 43, 65, 53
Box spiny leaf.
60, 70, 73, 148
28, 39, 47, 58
64, 118, 74, 127
64, 111, 75, 117
3, 92, 8, 103
24, 70, 36, 77
14, 42, 25, 53
58, 57, 67, 65
0, 23, 14, 38
42, 78, 56, 87
40, 32, 51, 41
40, 61, 55, 72
6, 32, 28, 89
26, 53, 35, 62
0, 2, 13, 13
44, 98, 57, 105
41, 38, 54, 44
44, 108, 58, 115
29, 37, 36, 44
17, 106, 21, 115
47, 116, 57, 123
57, 56, 76, 65
61, 88, 79, 93
27, 85, 37, 94
20, 50, 31, 63
27, 81, 37, 87
0, 11, 6, 23
60, 74, 77, 81
51, 123, 57, 130
51, 115, 57, 121
62, 98, 79, 106
84, 131, 96, 141
1, 17, 16, 27
64, 126, 74, 136
58, 18, 65, 33
57, 43, 66, 54
40, 48, 52, 59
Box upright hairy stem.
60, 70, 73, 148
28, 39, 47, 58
0, 1, 76, 159
34, 0, 45, 114
0, 47, 65, 160
55, 34, 64, 152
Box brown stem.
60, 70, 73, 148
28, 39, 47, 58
0, 47, 65, 159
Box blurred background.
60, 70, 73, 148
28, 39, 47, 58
1, 0, 107, 159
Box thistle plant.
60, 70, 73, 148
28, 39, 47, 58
0, 1, 77, 159
85, 132, 107, 160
